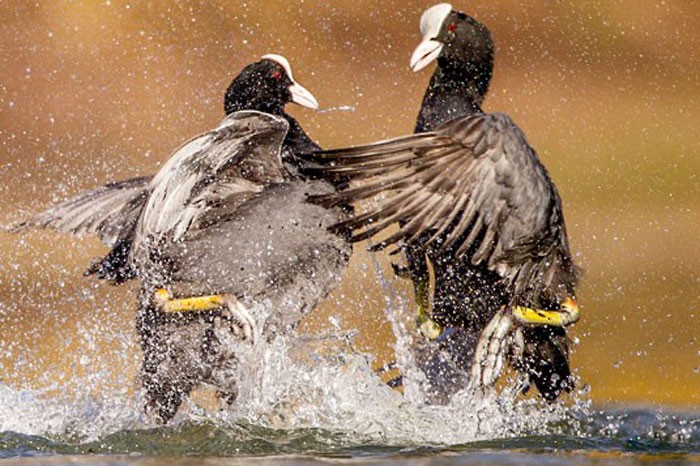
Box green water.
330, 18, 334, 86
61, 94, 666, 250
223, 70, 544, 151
1, 409, 698, 465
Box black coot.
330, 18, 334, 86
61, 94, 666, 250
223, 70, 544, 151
13, 55, 351, 422
306, 4, 579, 402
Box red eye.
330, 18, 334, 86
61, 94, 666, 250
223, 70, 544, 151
272, 70, 283, 80
447, 22, 457, 32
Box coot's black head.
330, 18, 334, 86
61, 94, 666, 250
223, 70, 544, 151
410, 4, 494, 95
224, 54, 319, 116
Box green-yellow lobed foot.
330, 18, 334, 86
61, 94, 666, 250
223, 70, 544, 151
417, 313, 442, 340
153, 289, 225, 313
413, 272, 444, 340
154, 289, 256, 342
512, 297, 580, 327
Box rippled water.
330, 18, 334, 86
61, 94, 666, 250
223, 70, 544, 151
1, 410, 698, 464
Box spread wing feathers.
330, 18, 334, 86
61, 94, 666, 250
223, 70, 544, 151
308, 113, 568, 286
9, 176, 150, 247
138, 110, 289, 243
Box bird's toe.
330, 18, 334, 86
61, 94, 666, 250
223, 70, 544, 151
222, 296, 256, 344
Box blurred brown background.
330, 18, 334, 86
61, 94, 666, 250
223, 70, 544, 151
0, 1, 698, 407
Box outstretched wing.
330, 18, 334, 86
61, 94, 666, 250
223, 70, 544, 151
10, 176, 150, 247
306, 113, 571, 290
138, 110, 289, 243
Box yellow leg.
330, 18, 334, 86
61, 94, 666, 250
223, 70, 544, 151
393, 251, 442, 341
153, 289, 225, 313
512, 297, 580, 327
413, 273, 442, 340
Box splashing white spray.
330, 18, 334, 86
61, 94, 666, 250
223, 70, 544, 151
0, 268, 583, 445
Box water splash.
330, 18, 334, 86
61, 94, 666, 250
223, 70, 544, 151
316, 105, 356, 114
0, 248, 587, 453
1, 317, 698, 458
0, 324, 579, 446
1, 239, 693, 457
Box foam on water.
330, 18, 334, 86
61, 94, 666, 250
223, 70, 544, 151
257, 337, 586, 441
0, 384, 142, 442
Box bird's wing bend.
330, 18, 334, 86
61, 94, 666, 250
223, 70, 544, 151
139, 110, 289, 243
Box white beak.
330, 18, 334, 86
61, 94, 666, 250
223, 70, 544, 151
289, 82, 319, 110
410, 38, 444, 72
261, 53, 319, 110
410, 3, 452, 72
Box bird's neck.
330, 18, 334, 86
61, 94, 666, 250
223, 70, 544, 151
282, 113, 321, 155
226, 96, 285, 116
415, 64, 490, 133
279, 113, 321, 179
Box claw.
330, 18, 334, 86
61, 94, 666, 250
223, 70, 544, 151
512, 297, 580, 327
418, 317, 442, 340
152, 289, 255, 343
222, 297, 256, 343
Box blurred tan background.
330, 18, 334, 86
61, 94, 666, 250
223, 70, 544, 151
0, 1, 698, 407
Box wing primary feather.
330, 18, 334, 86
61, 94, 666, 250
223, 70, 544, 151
311, 132, 445, 158
464, 202, 506, 261
309, 143, 461, 181
351, 189, 431, 243
394, 152, 468, 243
440, 192, 481, 252
308, 174, 417, 207
330, 188, 416, 232
398, 195, 445, 243
424, 175, 473, 247
308, 149, 459, 207
9, 176, 150, 246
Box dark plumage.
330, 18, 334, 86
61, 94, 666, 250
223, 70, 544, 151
134, 109, 350, 422
305, 4, 579, 402
12, 55, 351, 422
14, 56, 324, 284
